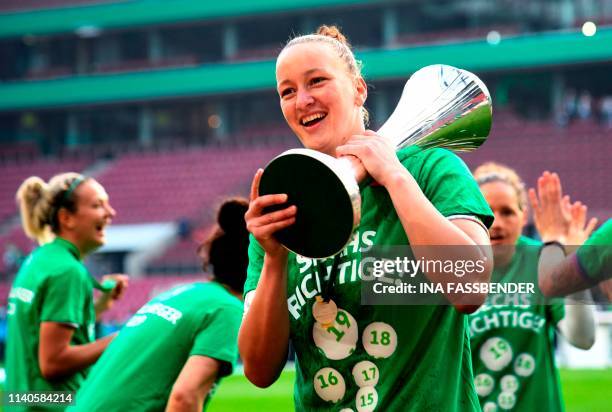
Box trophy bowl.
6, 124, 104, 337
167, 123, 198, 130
259, 64, 492, 259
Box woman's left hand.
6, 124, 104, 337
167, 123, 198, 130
529, 171, 597, 245
95, 274, 129, 315
336, 130, 406, 187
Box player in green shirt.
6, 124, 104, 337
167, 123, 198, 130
239, 25, 495, 411
7, 173, 128, 411
469, 163, 596, 412
530, 171, 610, 298
70, 199, 248, 412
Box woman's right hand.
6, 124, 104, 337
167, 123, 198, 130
245, 169, 297, 259
565, 200, 598, 246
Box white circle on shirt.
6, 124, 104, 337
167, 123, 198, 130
479, 337, 513, 371
362, 322, 397, 359
313, 367, 346, 403
514, 353, 536, 377
474, 373, 495, 397
355, 386, 378, 412
313, 309, 358, 360
352, 360, 379, 387
497, 391, 516, 410
500, 374, 519, 393
483, 401, 498, 412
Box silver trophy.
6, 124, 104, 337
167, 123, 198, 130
259, 64, 492, 259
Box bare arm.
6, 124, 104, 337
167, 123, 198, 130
38, 322, 114, 380
557, 289, 595, 350
530, 171, 597, 297
239, 257, 290, 387
166, 356, 219, 412
338, 132, 493, 311
386, 171, 493, 311
238, 169, 295, 387
539, 249, 596, 349
538, 248, 589, 297
540, 252, 595, 349
528, 171, 596, 348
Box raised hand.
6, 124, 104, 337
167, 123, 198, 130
95, 274, 129, 316
565, 200, 598, 246
529, 171, 597, 245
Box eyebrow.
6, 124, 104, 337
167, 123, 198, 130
277, 68, 325, 88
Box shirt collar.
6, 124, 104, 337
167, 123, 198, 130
53, 237, 82, 260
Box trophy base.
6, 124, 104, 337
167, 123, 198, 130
259, 149, 360, 259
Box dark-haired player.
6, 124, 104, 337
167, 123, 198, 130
70, 199, 248, 411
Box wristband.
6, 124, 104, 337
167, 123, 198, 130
541, 240, 566, 256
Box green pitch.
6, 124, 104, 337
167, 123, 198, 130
208, 368, 612, 412
559, 368, 612, 412
208, 370, 295, 411
0, 368, 610, 411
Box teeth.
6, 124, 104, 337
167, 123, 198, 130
301, 113, 325, 125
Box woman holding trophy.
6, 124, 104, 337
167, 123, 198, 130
240, 25, 494, 411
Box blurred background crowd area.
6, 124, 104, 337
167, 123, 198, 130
0, 0, 610, 364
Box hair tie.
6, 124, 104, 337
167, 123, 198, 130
63, 176, 85, 202
475, 172, 511, 186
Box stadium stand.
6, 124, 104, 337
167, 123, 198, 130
0, 141, 40, 162
0, 157, 90, 224
461, 114, 611, 221
94, 145, 283, 224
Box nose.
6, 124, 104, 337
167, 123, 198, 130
296, 88, 314, 110
105, 202, 117, 219
490, 212, 502, 230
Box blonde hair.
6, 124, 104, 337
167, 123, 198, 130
16, 172, 87, 245
281, 25, 369, 126
473, 162, 527, 211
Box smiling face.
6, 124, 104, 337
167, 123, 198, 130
275, 42, 367, 157
60, 179, 116, 256
481, 181, 526, 246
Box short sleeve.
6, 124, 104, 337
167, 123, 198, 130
190, 303, 243, 377
404, 148, 494, 229
576, 219, 612, 281
547, 301, 565, 325
40, 268, 90, 325
244, 234, 265, 296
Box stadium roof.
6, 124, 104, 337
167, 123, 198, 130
0, 0, 387, 39
1, 28, 611, 111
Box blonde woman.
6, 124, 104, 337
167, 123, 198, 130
240, 26, 494, 411
6, 173, 127, 410
469, 163, 595, 412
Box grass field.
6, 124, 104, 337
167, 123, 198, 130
558, 369, 612, 412
208, 368, 612, 412
0, 368, 609, 411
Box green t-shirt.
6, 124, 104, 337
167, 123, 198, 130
6, 237, 97, 412
245, 147, 493, 411
468, 236, 565, 412
576, 219, 612, 282
70, 281, 243, 412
